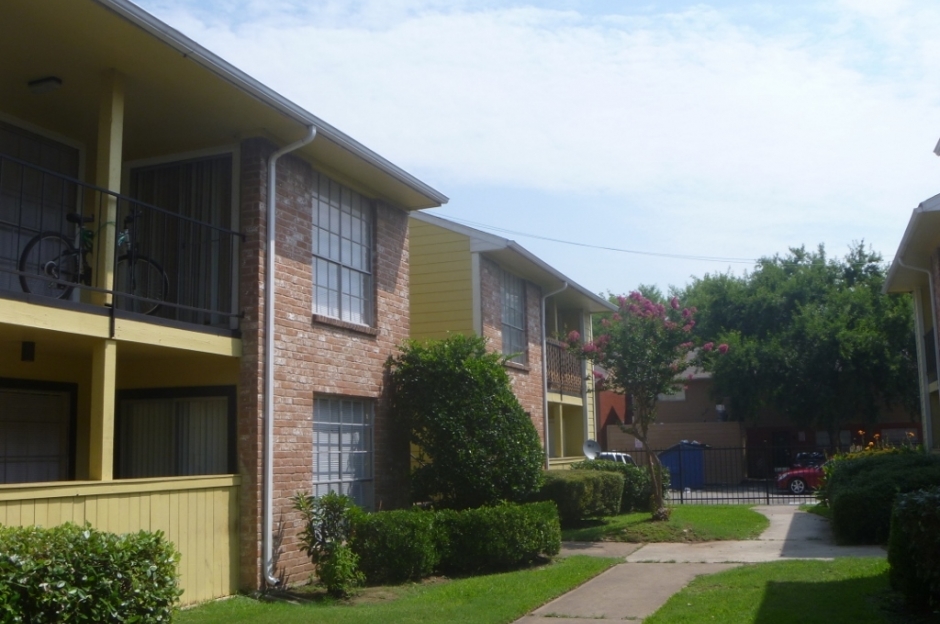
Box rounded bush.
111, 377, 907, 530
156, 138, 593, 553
888, 487, 940, 611
569, 459, 667, 513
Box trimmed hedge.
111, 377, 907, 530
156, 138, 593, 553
349, 509, 442, 584
437, 502, 561, 575
347, 502, 560, 584
825, 451, 940, 544
537, 470, 623, 526
569, 459, 667, 513
0, 523, 180, 623
888, 487, 940, 611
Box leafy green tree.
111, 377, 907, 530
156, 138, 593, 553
385, 334, 545, 510
569, 292, 719, 520
683, 243, 918, 448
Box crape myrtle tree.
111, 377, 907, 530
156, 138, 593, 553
385, 334, 544, 510
568, 292, 726, 520
682, 243, 919, 449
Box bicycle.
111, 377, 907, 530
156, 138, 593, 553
18, 211, 169, 315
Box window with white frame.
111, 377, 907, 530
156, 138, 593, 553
312, 174, 373, 325
501, 270, 526, 364
115, 387, 235, 479
312, 397, 374, 509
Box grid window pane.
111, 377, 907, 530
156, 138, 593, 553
501, 270, 527, 364
311, 173, 373, 325
313, 397, 374, 510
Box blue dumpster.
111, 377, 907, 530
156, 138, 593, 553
658, 441, 707, 490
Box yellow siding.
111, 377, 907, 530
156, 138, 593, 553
0, 476, 239, 606
409, 219, 474, 340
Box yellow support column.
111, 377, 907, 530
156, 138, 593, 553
89, 339, 117, 480
92, 69, 125, 307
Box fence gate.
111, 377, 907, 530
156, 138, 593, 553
630, 445, 821, 505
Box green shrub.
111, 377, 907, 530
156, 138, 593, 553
826, 451, 940, 544
437, 502, 561, 575
569, 459, 667, 513
537, 470, 623, 526
292, 491, 362, 596
349, 509, 442, 584
0, 523, 180, 623
386, 335, 545, 510
888, 487, 940, 611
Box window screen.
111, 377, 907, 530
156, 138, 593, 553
312, 174, 373, 325
501, 270, 526, 363
0, 387, 72, 484
312, 397, 374, 509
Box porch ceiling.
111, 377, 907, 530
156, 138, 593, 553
1, 0, 446, 210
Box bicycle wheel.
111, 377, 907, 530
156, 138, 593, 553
114, 254, 169, 315
18, 232, 81, 299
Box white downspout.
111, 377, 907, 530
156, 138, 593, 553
264, 126, 316, 587
897, 258, 937, 452
541, 282, 568, 469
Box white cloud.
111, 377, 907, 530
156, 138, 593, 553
136, 0, 940, 291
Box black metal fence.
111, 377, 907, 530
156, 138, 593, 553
627, 445, 823, 504
0, 153, 242, 329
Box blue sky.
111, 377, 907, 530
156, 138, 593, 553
137, 0, 940, 296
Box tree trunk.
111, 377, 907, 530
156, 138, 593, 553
639, 436, 671, 521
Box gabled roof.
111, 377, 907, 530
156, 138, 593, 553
412, 212, 617, 313
2, 0, 446, 210
884, 193, 940, 293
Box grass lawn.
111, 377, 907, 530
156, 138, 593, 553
645, 558, 934, 624
175, 555, 618, 624
561, 505, 769, 542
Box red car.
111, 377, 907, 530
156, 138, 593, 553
776, 464, 824, 495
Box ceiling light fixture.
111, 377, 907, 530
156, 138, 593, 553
28, 76, 62, 94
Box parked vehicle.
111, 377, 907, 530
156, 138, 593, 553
776, 464, 824, 494
595, 451, 636, 466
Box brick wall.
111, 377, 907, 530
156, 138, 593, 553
479, 257, 545, 443
237, 138, 410, 590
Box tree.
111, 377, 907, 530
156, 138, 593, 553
385, 334, 545, 510
683, 243, 919, 448
569, 292, 722, 520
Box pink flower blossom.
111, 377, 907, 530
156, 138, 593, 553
670, 296, 680, 310
601, 318, 610, 328
664, 320, 677, 330
612, 313, 621, 322
682, 324, 693, 333
593, 370, 604, 379
687, 373, 695, 380
718, 343, 729, 354
583, 343, 598, 354
567, 330, 580, 343
682, 308, 691, 319
679, 342, 694, 349
703, 342, 714, 352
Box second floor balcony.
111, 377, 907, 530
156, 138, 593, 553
546, 338, 583, 396
0, 153, 242, 333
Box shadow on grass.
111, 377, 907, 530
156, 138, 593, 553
753, 570, 934, 624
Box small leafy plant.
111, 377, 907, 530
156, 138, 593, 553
292, 491, 364, 596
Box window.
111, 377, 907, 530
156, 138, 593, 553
312, 174, 373, 325
312, 397, 374, 509
0, 120, 80, 294
129, 154, 235, 326
501, 270, 526, 363
115, 387, 235, 479
0, 381, 75, 484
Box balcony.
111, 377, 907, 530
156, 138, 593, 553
0, 154, 241, 333
546, 338, 583, 396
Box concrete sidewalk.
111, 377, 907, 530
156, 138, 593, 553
514, 505, 886, 623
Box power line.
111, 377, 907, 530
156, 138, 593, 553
445, 217, 758, 264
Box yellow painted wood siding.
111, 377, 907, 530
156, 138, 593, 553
409, 219, 474, 340
0, 476, 239, 606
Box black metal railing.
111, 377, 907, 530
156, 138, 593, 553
546, 338, 583, 395
0, 154, 242, 329
617, 444, 824, 504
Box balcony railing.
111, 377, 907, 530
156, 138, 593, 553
0, 154, 242, 330
546, 338, 583, 395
